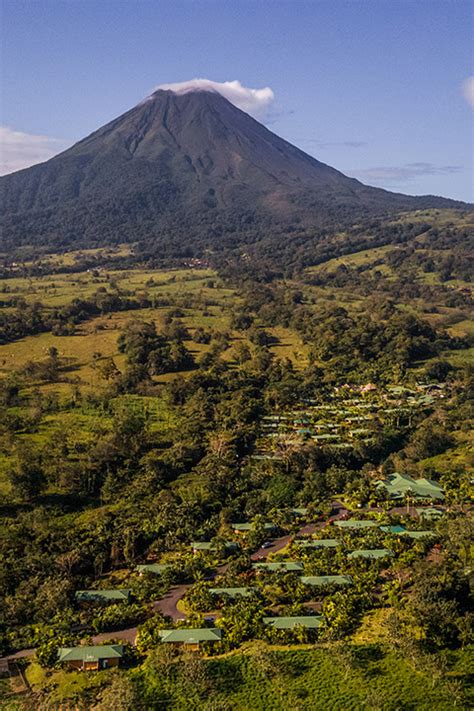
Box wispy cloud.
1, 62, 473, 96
350, 162, 463, 186
151, 78, 275, 119
0, 126, 70, 175
462, 76, 474, 108
304, 139, 367, 149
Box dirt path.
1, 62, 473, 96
92, 626, 138, 645
250, 534, 292, 560
153, 583, 191, 620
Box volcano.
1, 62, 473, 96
0, 89, 462, 252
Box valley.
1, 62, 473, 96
0, 205, 472, 708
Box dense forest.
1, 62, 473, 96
0, 208, 472, 709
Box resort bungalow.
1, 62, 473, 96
231, 522, 276, 534
209, 587, 253, 599
301, 575, 353, 588
334, 519, 377, 530
191, 541, 239, 554
253, 561, 304, 573
74, 589, 131, 605
416, 507, 444, 520
291, 507, 309, 518
57, 645, 124, 671
401, 530, 437, 540
296, 539, 340, 549
263, 615, 323, 630
137, 563, 171, 576
376, 472, 444, 502
380, 525, 406, 534
347, 549, 393, 560
158, 628, 222, 651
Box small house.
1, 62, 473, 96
158, 628, 222, 651
191, 541, 238, 554
380, 525, 406, 534
296, 539, 340, 549
263, 615, 323, 630
376, 473, 444, 502
301, 574, 353, 587
57, 645, 124, 671
231, 522, 276, 534
334, 519, 377, 530
401, 530, 436, 540
252, 561, 304, 573
416, 507, 444, 520
137, 563, 171, 576
74, 589, 131, 605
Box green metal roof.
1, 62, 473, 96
301, 575, 353, 586
191, 541, 238, 551
253, 561, 304, 572
231, 522, 275, 531
380, 525, 406, 534
263, 615, 323, 629
376, 473, 444, 501
347, 549, 393, 560
159, 628, 222, 644
401, 530, 436, 539
416, 507, 444, 518
137, 563, 170, 575
58, 645, 124, 662
334, 519, 377, 529
75, 589, 130, 603
209, 587, 253, 597
296, 539, 340, 548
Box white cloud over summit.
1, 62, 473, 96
0, 126, 70, 175
153, 79, 275, 118
462, 76, 474, 108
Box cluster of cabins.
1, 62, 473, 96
58, 473, 445, 672
255, 383, 447, 458
57, 615, 329, 669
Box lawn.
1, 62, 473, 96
204, 644, 473, 710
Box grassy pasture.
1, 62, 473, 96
0, 267, 229, 309
20, 644, 474, 708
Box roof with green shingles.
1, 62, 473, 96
376, 473, 444, 501
401, 530, 437, 539
380, 525, 406, 534
416, 507, 444, 518
334, 519, 377, 529
137, 563, 170, 575
74, 589, 130, 603
159, 628, 222, 644
347, 549, 393, 560
263, 616, 323, 629
58, 645, 124, 662
191, 541, 238, 551
231, 522, 275, 531
301, 575, 353, 586
253, 561, 304, 572
296, 539, 340, 548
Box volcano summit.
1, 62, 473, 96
0, 88, 462, 253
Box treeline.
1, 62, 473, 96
226, 282, 467, 382
0, 288, 157, 344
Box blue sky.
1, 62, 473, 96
2, 0, 473, 200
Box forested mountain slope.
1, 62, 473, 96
0, 89, 464, 253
